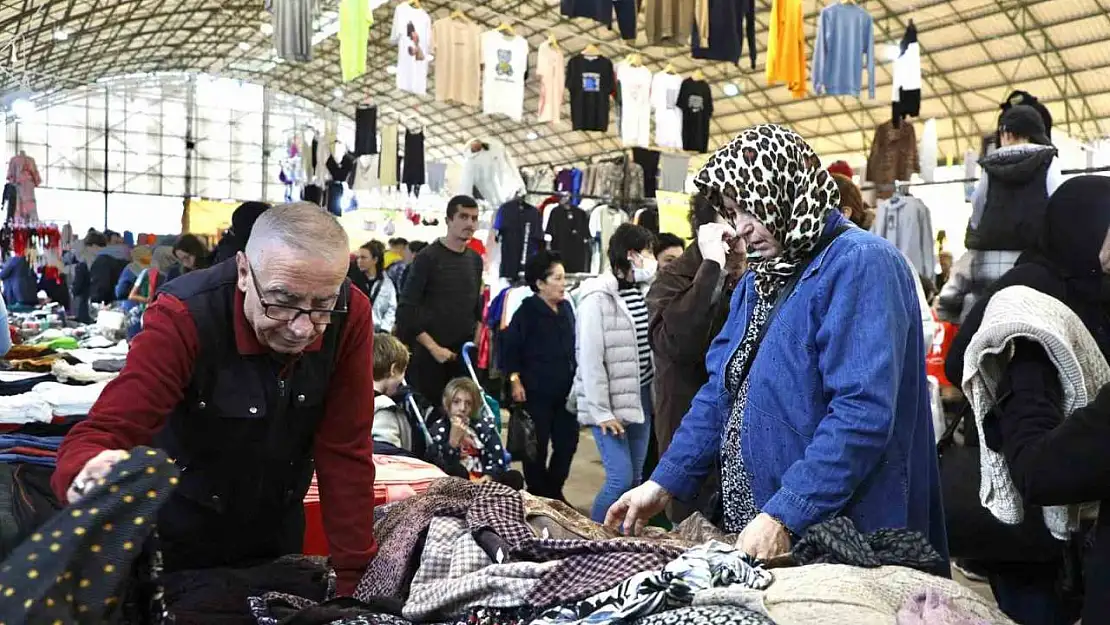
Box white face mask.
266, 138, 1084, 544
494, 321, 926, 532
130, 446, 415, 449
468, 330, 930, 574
632, 257, 658, 283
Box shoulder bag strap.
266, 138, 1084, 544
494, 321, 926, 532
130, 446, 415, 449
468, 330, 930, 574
736, 223, 851, 385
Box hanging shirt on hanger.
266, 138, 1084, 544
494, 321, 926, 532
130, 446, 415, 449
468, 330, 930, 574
691, 0, 755, 68
273, 0, 314, 63
536, 41, 566, 123
546, 204, 593, 273
352, 155, 381, 191
380, 123, 400, 188
432, 17, 483, 106
651, 72, 684, 150
338, 0, 374, 81
391, 3, 433, 96
678, 78, 713, 153
495, 199, 543, 279
566, 54, 615, 132
891, 21, 921, 122
811, 2, 875, 98
354, 106, 377, 156
659, 153, 690, 193
589, 204, 629, 273
402, 129, 426, 194
766, 0, 806, 98
616, 62, 653, 148
481, 31, 529, 121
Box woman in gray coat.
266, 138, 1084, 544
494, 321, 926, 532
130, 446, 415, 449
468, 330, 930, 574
574, 223, 657, 522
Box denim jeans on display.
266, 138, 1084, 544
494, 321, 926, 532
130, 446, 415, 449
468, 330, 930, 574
590, 385, 653, 523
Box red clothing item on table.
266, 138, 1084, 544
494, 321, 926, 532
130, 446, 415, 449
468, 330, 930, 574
51, 285, 377, 595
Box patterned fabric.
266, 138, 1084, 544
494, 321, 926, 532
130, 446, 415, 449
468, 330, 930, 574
250, 594, 407, 625
693, 124, 840, 298
0, 446, 176, 624
618, 285, 654, 386
428, 409, 510, 478
326, 615, 412, 625
534, 541, 772, 625
630, 606, 774, 625
789, 517, 943, 572
896, 588, 990, 625
404, 517, 554, 621
720, 296, 772, 532
449, 606, 542, 625
512, 538, 686, 608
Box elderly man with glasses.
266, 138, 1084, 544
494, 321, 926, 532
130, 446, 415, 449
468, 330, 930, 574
51, 202, 376, 597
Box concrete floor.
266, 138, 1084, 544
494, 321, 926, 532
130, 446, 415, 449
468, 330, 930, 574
514, 427, 994, 601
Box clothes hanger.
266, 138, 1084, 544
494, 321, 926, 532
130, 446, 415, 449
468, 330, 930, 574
449, 8, 471, 22
495, 21, 516, 36
547, 34, 560, 50
662, 63, 676, 74
408, 0, 421, 8
624, 53, 641, 67
583, 43, 601, 56
691, 69, 705, 81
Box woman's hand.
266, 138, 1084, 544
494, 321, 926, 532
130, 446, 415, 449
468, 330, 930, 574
736, 513, 791, 560
597, 419, 625, 437
604, 481, 672, 536
511, 379, 527, 404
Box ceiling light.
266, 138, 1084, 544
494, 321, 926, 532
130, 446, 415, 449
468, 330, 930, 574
333, 87, 344, 99
884, 44, 901, 62
238, 41, 252, 51
52, 28, 69, 41
526, 131, 539, 141
722, 82, 740, 97
386, 65, 397, 75
260, 23, 274, 36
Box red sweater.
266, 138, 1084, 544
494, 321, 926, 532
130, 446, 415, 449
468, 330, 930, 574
51, 287, 377, 594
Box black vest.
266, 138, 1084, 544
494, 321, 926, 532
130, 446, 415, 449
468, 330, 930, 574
966, 146, 1056, 251
152, 259, 347, 570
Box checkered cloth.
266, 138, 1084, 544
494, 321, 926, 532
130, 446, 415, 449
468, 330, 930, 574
512, 539, 687, 608
404, 517, 554, 621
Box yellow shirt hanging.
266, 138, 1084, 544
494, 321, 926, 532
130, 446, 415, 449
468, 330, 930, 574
766, 0, 807, 99
339, 0, 374, 82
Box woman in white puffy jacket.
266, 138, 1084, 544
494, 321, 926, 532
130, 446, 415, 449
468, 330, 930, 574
573, 223, 658, 522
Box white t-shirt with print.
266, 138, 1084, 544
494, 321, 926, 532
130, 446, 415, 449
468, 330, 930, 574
481, 31, 529, 121
391, 4, 432, 96
651, 72, 684, 150
616, 63, 653, 148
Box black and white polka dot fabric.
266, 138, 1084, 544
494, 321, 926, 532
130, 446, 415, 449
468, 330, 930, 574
0, 446, 178, 624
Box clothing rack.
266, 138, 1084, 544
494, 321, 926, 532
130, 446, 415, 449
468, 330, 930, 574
861, 164, 1110, 192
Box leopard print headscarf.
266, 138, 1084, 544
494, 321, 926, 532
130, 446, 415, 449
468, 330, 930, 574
694, 124, 840, 298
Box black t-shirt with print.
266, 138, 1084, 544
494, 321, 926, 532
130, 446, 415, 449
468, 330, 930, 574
678, 78, 714, 153
566, 54, 615, 132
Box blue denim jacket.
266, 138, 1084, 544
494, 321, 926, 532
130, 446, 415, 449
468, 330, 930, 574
651, 213, 948, 559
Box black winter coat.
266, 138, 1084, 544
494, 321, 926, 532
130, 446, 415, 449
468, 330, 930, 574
88, 255, 126, 305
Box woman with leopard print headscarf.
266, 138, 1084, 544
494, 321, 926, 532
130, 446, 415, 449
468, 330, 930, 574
606, 124, 948, 568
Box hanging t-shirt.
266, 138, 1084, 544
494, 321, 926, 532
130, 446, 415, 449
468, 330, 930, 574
651, 72, 684, 149
481, 31, 529, 121
678, 78, 713, 153
566, 54, 615, 132
432, 17, 482, 106
391, 4, 433, 96
616, 62, 653, 148
536, 41, 566, 124
338, 0, 374, 82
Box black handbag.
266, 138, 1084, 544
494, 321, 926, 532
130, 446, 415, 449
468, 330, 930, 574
937, 403, 1064, 562
507, 406, 539, 463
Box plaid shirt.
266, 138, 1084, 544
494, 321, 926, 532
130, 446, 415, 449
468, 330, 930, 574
936, 250, 1021, 323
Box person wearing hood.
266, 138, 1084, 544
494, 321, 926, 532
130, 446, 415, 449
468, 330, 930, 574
88, 234, 130, 305
116, 245, 152, 312
573, 223, 657, 522
945, 177, 1110, 625
605, 125, 947, 566
503, 250, 578, 501
646, 194, 746, 522
212, 202, 271, 265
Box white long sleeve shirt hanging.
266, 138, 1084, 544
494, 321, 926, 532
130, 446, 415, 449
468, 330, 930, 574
651, 72, 684, 150
919, 118, 938, 183
481, 31, 529, 121
616, 62, 653, 148
391, 3, 433, 96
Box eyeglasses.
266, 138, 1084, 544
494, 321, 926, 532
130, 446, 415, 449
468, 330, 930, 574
248, 264, 348, 325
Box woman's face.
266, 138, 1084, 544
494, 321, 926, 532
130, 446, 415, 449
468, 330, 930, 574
357, 248, 376, 273
448, 391, 474, 421
722, 195, 782, 259
537, 262, 567, 302
175, 250, 196, 270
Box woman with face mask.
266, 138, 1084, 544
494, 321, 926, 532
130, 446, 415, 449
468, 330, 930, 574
572, 223, 658, 522
605, 125, 948, 566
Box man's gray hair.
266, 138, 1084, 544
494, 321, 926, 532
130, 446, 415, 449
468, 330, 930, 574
245, 202, 350, 265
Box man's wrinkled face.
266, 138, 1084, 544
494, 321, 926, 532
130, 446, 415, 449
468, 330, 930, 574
236, 247, 347, 354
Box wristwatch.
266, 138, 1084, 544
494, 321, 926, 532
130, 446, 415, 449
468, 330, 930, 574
509, 373, 521, 384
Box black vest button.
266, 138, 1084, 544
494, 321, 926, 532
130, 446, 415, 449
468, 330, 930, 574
297, 394, 306, 403
211, 495, 220, 505
198, 401, 207, 410
249, 407, 259, 415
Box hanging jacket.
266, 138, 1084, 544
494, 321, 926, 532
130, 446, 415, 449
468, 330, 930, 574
966, 143, 1060, 251
0, 256, 36, 306
865, 120, 919, 199
871, 194, 935, 281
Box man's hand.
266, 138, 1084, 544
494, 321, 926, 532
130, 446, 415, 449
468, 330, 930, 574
697, 223, 737, 268
597, 419, 625, 437
604, 481, 672, 536
67, 449, 130, 503
511, 379, 527, 404
736, 513, 792, 560
430, 344, 456, 364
